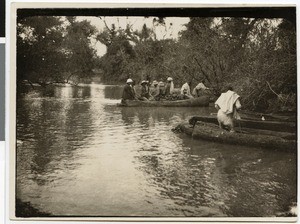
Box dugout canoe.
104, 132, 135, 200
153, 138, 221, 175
174, 121, 296, 151
188, 115, 296, 133
240, 111, 296, 122
117, 96, 210, 107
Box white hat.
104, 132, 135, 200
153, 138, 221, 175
141, 80, 147, 84
167, 77, 173, 81
158, 81, 165, 87
126, 78, 133, 83
152, 80, 158, 85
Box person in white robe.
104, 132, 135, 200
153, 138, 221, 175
215, 86, 241, 132
180, 81, 193, 99
192, 80, 209, 97
165, 77, 174, 96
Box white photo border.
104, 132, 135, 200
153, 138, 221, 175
6, 1, 299, 223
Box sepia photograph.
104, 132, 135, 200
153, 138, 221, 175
10, 3, 297, 220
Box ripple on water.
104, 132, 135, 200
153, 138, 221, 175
16, 85, 297, 217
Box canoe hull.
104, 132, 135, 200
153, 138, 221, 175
189, 116, 296, 133
117, 96, 210, 107
175, 121, 296, 151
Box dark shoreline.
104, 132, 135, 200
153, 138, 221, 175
15, 197, 296, 218
16, 198, 51, 217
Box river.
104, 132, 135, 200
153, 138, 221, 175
16, 84, 297, 217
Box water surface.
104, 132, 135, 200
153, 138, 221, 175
16, 84, 297, 217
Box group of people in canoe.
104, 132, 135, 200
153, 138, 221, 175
122, 77, 242, 132
121, 77, 210, 103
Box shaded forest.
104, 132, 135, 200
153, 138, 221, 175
17, 16, 296, 112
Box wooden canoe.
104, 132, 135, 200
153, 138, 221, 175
189, 115, 296, 133
174, 121, 296, 151
117, 96, 210, 107
239, 111, 296, 122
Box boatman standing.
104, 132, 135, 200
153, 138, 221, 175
165, 77, 174, 96
121, 78, 136, 104
214, 86, 242, 132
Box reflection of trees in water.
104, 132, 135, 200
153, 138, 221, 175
104, 85, 123, 99
119, 106, 226, 216
180, 138, 297, 217
72, 86, 91, 98
119, 105, 226, 215
53, 86, 91, 98
120, 106, 204, 128
120, 107, 136, 126
215, 147, 297, 217
17, 85, 92, 99
135, 145, 227, 216
134, 132, 296, 216
119, 106, 226, 214
17, 86, 94, 187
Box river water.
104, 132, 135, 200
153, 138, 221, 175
16, 84, 297, 217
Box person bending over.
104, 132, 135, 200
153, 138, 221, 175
214, 86, 241, 132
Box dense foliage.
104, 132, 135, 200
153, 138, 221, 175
17, 16, 296, 112
17, 16, 98, 86
178, 18, 296, 112
96, 17, 296, 112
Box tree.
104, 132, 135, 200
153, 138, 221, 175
62, 17, 98, 83
17, 16, 99, 87
178, 17, 296, 112
95, 16, 296, 112
96, 22, 136, 83
234, 19, 296, 111
179, 17, 233, 95
17, 16, 67, 86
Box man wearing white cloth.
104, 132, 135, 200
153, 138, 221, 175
180, 81, 193, 99
215, 86, 242, 132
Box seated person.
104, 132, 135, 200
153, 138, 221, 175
192, 80, 209, 97
180, 81, 194, 99
156, 81, 166, 100
139, 80, 151, 101
150, 80, 160, 100
121, 78, 135, 104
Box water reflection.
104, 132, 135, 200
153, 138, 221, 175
16, 84, 297, 217
17, 86, 94, 192
104, 85, 123, 99
179, 137, 297, 217
120, 107, 210, 126
134, 138, 226, 216
55, 86, 91, 98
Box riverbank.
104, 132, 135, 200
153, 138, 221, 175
16, 198, 51, 217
